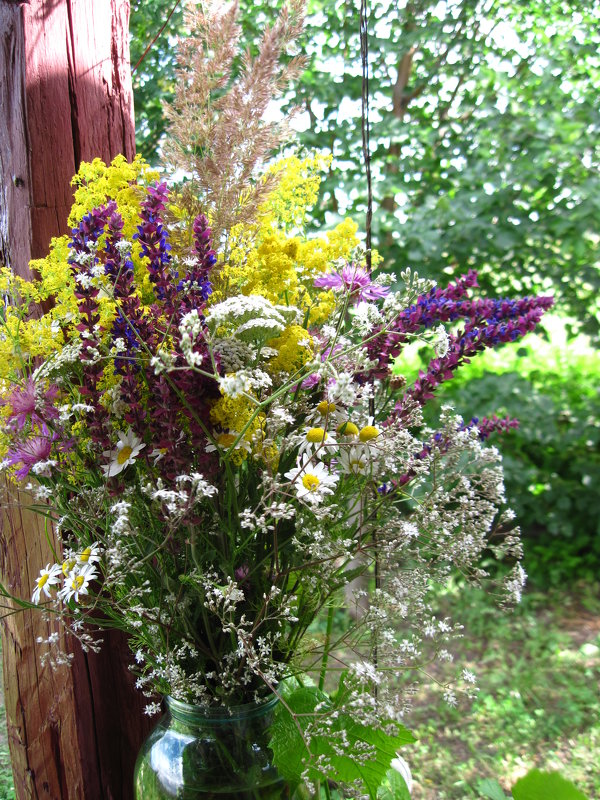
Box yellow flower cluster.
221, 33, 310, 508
212, 153, 360, 325
0, 156, 160, 379
209, 396, 264, 464
267, 325, 313, 376
260, 152, 332, 233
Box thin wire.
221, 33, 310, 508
360, 0, 373, 274
360, 0, 379, 700
132, 0, 183, 75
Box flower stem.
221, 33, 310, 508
318, 603, 335, 692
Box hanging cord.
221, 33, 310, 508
360, 0, 373, 274
360, 0, 380, 696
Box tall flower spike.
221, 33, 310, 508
368, 271, 479, 376
176, 213, 215, 315
134, 182, 176, 313
392, 294, 554, 422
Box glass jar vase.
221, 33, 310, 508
133, 695, 294, 799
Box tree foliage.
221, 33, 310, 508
129, 0, 600, 335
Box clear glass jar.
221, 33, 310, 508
133, 695, 294, 799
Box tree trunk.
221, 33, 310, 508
0, 2, 154, 797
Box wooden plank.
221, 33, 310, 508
0, 2, 153, 797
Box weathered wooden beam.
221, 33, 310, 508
0, 2, 153, 797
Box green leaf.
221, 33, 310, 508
511, 769, 589, 800
477, 778, 510, 799
377, 767, 411, 800
269, 685, 415, 799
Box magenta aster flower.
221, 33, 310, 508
314, 263, 389, 302
2, 377, 59, 433
7, 436, 54, 480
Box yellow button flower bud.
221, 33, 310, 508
306, 427, 327, 443
359, 425, 380, 443
337, 421, 359, 437
317, 400, 336, 416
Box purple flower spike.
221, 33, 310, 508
392, 294, 554, 422
134, 182, 175, 311
192, 214, 217, 276
176, 213, 215, 315
314, 263, 389, 303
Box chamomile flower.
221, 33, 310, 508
31, 563, 62, 604
102, 429, 146, 477
284, 458, 339, 505
77, 543, 101, 567
298, 426, 337, 458
58, 563, 99, 604
306, 398, 346, 429
336, 420, 360, 438
338, 444, 371, 476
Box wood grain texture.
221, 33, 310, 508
0, 2, 153, 798
0, 5, 32, 273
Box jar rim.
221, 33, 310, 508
165, 693, 279, 723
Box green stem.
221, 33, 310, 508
318, 603, 335, 691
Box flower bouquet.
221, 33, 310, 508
0, 3, 553, 798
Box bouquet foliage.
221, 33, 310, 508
0, 2, 553, 795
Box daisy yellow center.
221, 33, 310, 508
359, 425, 380, 442
306, 427, 327, 443
62, 558, 76, 576
117, 445, 134, 465
80, 547, 91, 563
317, 401, 336, 416
217, 433, 237, 448
302, 474, 321, 492
72, 576, 85, 590
337, 421, 359, 436
37, 574, 49, 589
350, 458, 364, 469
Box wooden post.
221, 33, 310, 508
0, 2, 154, 797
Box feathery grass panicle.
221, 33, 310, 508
164, 0, 306, 243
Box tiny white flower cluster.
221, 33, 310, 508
205, 295, 299, 343
179, 310, 205, 368
218, 368, 272, 400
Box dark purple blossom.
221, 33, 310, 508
367, 271, 479, 376
133, 182, 175, 311
176, 213, 215, 315
392, 294, 554, 422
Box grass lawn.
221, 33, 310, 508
0, 583, 598, 799
408, 582, 600, 799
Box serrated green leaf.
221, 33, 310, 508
269, 685, 414, 799
511, 769, 588, 800
377, 767, 411, 800
477, 777, 509, 799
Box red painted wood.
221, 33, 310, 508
0, 2, 153, 798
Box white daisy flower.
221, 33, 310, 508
31, 563, 62, 604
306, 398, 346, 429
338, 444, 371, 476
298, 426, 338, 459
58, 563, 99, 604
77, 543, 101, 567
102, 429, 146, 477
284, 458, 339, 505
